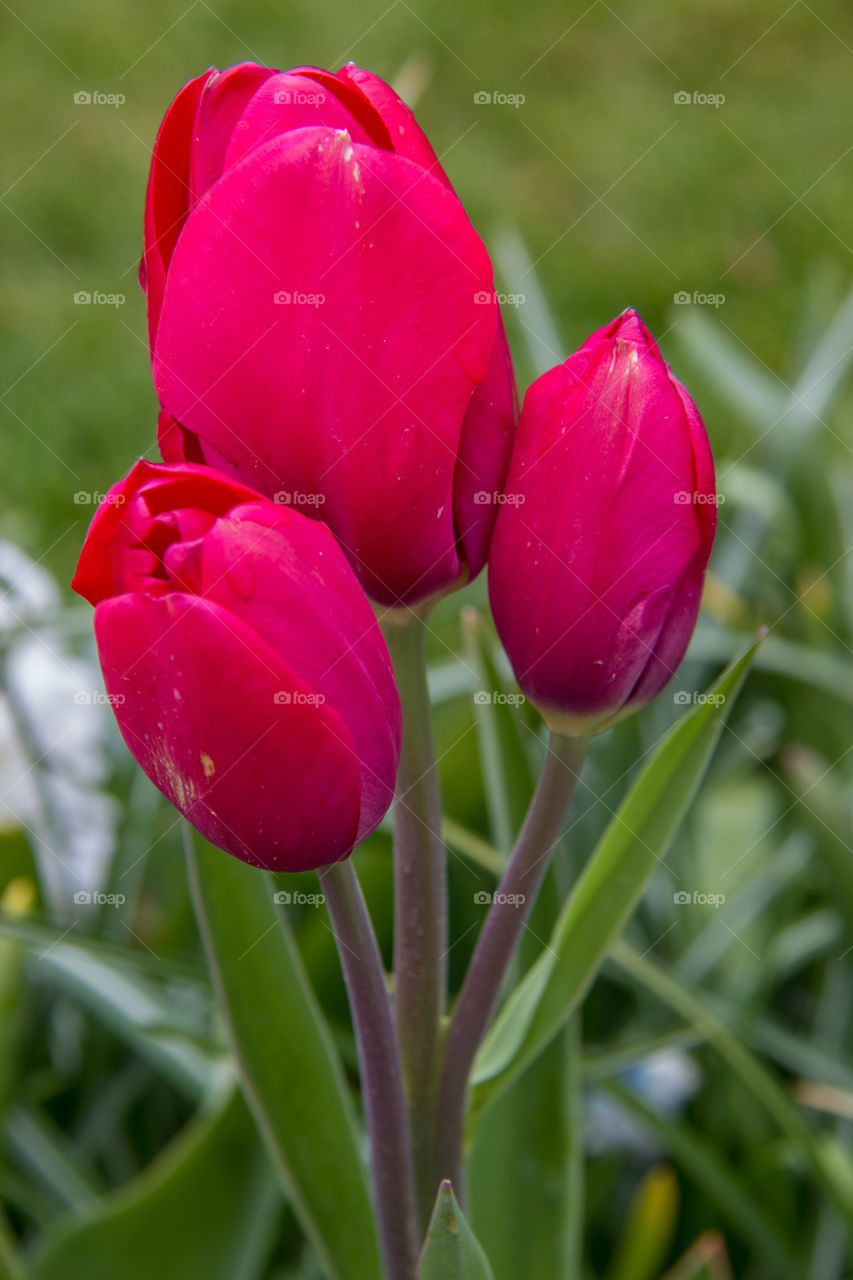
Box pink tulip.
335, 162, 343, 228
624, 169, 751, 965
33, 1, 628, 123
488, 310, 717, 734
73, 460, 401, 870
141, 62, 517, 607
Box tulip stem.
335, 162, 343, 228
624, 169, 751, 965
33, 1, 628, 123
319, 859, 419, 1280
432, 731, 587, 1196
383, 614, 447, 1232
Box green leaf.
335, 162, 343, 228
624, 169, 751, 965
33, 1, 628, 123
418, 1182, 495, 1279
27, 1091, 277, 1280
608, 940, 853, 1223
472, 638, 760, 1104
463, 607, 580, 1280
469, 1025, 580, 1280
0, 1204, 23, 1280
604, 1163, 679, 1280
604, 1082, 800, 1280
673, 309, 785, 426
0, 918, 222, 1100
185, 832, 383, 1280
442, 819, 504, 878
461, 606, 535, 856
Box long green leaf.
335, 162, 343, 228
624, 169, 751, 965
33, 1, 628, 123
186, 832, 383, 1280
609, 940, 853, 1223
418, 1182, 495, 1280
26, 1091, 276, 1280
3, 923, 223, 1100
472, 638, 760, 1104
605, 1082, 800, 1279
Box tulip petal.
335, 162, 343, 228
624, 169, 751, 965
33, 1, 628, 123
332, 64, 451, 185
190, 505, 402, 839
453, 307, 518, 577
95, 592, 362, 869
220, 71, 377, 174
187, 61, 277, 204
141, 70, 208, 348
489, 329, 706, 721
153, 126, 496, 604
72, 459, 266, 606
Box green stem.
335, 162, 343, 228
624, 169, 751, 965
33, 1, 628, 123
433, 732, 587, 1195
383, 615, 447, 1231
319, 860, 419, 1280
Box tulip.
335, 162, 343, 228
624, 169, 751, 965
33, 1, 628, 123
141, 61, 517, 607
488, 309, 717, 734
73, 460, 401, 869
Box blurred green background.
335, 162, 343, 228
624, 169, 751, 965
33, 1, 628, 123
3, 0, 853, 580
2, 1, 853, 1278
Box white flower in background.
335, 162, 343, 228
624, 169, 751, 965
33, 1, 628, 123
0, 542, 119, 917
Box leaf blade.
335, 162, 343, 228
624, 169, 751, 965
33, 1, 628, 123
186, 833, 383, 1280
472, 638, 760, 1101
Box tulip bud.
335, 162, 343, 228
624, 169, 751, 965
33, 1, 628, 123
73, 460, 401, 869
488, 310, 716, 735
141, 61, 517, 608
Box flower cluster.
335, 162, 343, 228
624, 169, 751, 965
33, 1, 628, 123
74, 60, 716, 870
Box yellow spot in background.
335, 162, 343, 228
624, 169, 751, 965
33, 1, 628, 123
200, 752, 216, 778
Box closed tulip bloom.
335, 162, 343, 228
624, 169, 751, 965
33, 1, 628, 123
73, 460, 401, 870
488, 310, 717, 735
142, 61, 517, 607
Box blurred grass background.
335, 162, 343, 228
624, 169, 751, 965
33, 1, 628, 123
3, 1, 853, 1278
2, 0, 853, 582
